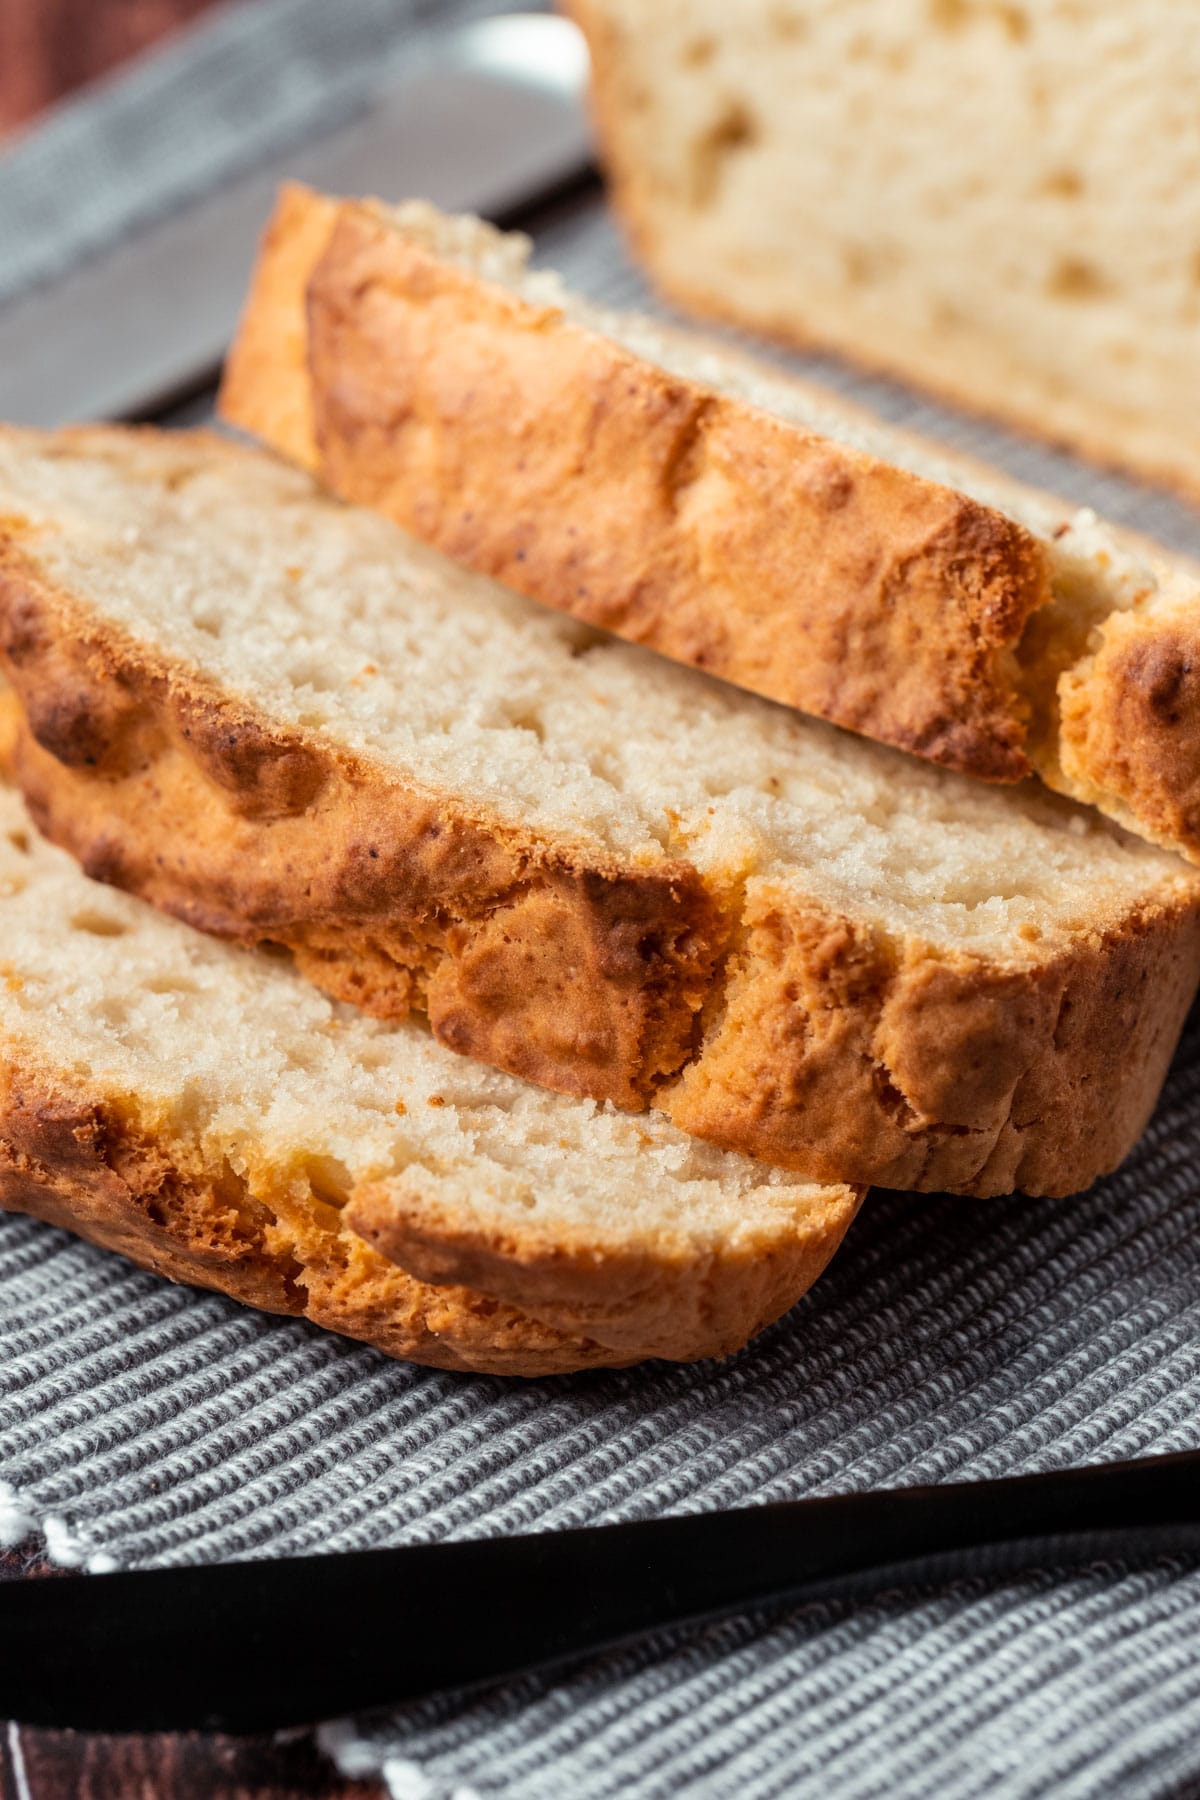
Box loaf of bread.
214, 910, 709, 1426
0, 775, 858, 1373
219, 188, 1200, 867
2, 426, 1198, 1198
566, 0, 1200, 503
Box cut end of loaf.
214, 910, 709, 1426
567, 0, 1200, 505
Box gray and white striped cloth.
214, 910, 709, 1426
4, 5, 1200, 1796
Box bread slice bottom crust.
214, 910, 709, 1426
0, 1051, 623, 1378
0, 775, 860, 1374
0, 543, 722, 1117
0, 1048, 856, 1376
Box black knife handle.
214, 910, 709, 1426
2, 1448, 1198, 1732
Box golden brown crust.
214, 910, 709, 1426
1, 533, 1196, 1197
1053, 609, 1200, 863
560, 200, 1200, 871
0, 544, 722, 1111
0, 1050, 621, 1375
219, 186, 1050, 784
666, 886, 1200, 1196
344, 1174, 858, 1359
0, 1044, 860, 1372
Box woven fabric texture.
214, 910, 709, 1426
6, 1021, 1200, 1800
4, 8, 1200, 1798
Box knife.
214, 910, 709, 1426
3, 1447, 1198, 1732
0, 12, 593, 427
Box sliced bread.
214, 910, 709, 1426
566, 0, 1200, 504
219, 186, 1200, 866
0, 778, 858, 1373
1, 426, 1197, 1198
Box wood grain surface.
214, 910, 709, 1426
0, 1541, 385, 1800
0, 0, 223, 136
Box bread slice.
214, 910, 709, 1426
565, 0, 1200, 506
1, 427, 1197, 1199
218, 185, 1200, 866
0, 777, 858, 1373
221, 186, 1046, 786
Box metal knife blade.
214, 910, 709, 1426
2, 1448, 1198, 1733
0, 12, 592, 427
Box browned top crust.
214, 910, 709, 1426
220, 185, 1049, 783
2, 514, 1197, 1200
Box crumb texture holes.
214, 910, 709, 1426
70, 909, 131, 938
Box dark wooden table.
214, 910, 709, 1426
0, 1544, 384, 1800
0, 0, 225, 139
